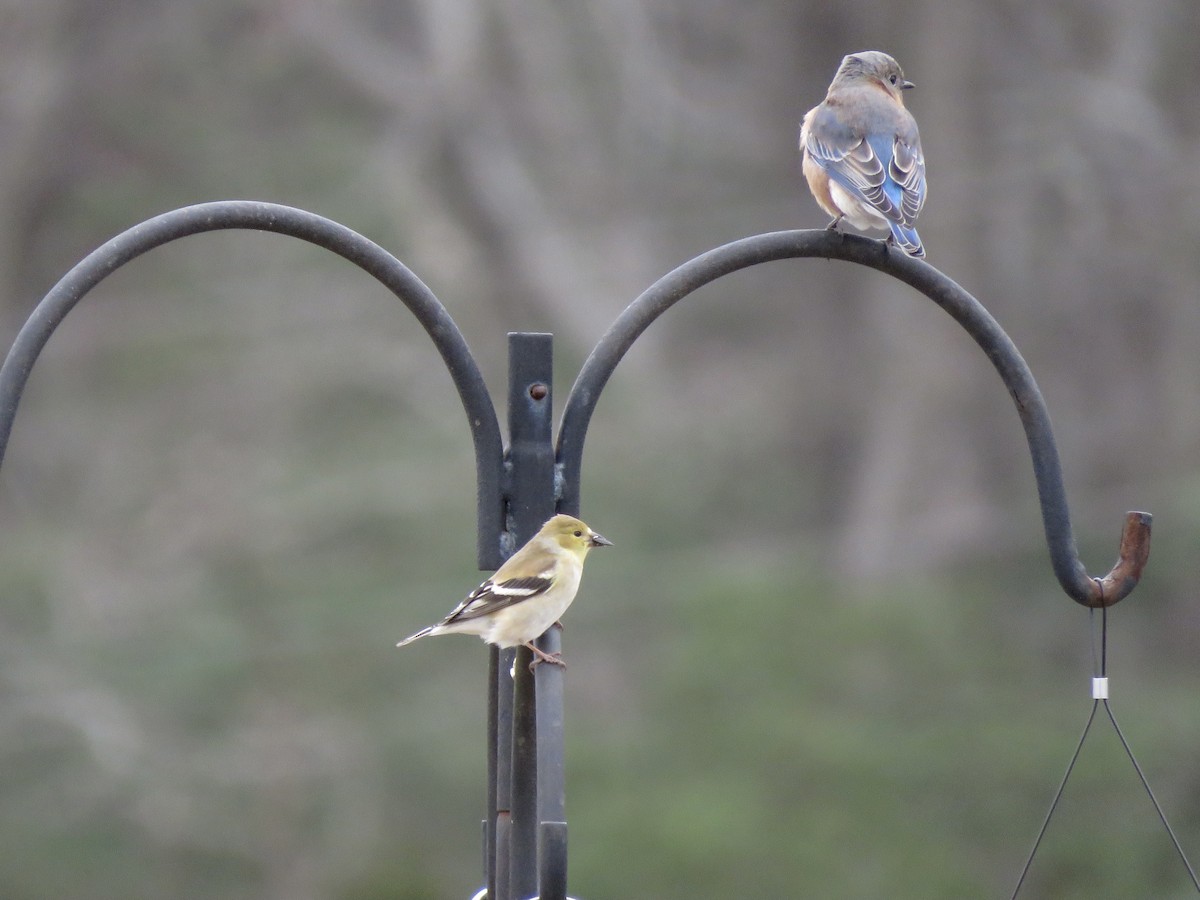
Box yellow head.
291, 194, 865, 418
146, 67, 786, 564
539, 514, 613, 556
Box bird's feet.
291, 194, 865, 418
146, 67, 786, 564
525, 642, 566, 672
825, 215, 844, 232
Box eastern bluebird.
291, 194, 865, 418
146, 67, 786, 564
800, 51, 927, 258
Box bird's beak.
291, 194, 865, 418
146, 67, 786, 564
901, 79, 915, 90
590, 532, 614, 548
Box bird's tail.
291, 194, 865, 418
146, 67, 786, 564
396, 626, 435, 647
889, 223, 925, 258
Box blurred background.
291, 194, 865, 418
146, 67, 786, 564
1, 1, 1199, 897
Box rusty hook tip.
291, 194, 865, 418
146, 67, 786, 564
1085, 510, 1151, 608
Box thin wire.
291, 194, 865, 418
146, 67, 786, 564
1010, 701, 1099, 898
1089, 608, 1098, 674
1100, 606, 1197, 889
1013, 606, 1200, 896
1088, 606, 1108, 677
1101, 606, 1107, 676
1102, 701, 1200, 890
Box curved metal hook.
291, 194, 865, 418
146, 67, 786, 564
557, 229, 1150, 608
0, 200, 504, 567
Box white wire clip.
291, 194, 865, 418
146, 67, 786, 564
1092, 676, 1109, 700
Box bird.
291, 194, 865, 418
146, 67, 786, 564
800, 50, 927, 258
396, 514, 612, 670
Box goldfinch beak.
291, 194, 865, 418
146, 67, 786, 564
589, 532, 613, 548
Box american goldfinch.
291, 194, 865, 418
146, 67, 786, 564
397, 514, 612, 669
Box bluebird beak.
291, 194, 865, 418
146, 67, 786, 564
901, 79, 915, 90
589, 532, 613, 548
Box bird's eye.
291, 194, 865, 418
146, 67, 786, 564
889, 73, 898, 84
574, 530, 583, 537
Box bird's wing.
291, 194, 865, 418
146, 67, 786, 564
888, 135, 926, 227
438, 572, 554, 624
804, 109, 925, 229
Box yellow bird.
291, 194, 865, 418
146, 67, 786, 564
397, 514, 612, 669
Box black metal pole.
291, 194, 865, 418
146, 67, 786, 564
502, 332, 557, 899
486, 644, 511, 900
535, 620, 568, 900
491, 644, 517, 899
